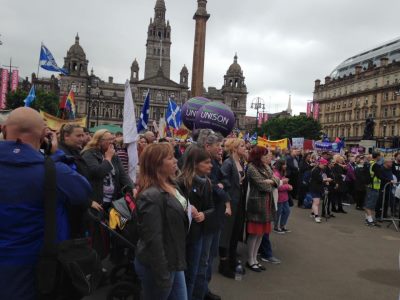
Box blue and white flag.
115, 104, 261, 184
250, 132, 258, 145
39, 43, 68, 75
166, 98, 181, 129
23, 85, 36, 107
137, 90, 150, 133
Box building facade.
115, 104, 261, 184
204, 54, 248, 129
33, 0, 249, 131
313, 37, 400, 147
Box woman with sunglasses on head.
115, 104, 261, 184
177, 147, 214, 300
135, 143, 190, 300
219, 138, 247, 277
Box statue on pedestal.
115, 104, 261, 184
363, 114, 375, 140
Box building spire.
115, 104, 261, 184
75, 33, 79, 44
287, 94, 292, 115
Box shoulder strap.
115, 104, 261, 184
43, 156, 58, 256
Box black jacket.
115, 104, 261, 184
58, 142, 90, 238
136, 186, 189, 289
286, 155, 300, 177
221, 157, 243, 206
309, 167, 325, 194
177, 176, 215, 240
332, 164, 346, 193
82, 148, 133, 203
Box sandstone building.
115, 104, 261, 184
313, 37, 400, 147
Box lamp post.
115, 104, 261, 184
250, 97, 265, 131
86, 84, 91, 128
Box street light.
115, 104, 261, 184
250, 97, 265, 131
86, 83, 92, 128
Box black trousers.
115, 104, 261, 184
354, 189, 366, 208
331, 191, 344, 211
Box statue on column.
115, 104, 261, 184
363, 114, 375, 140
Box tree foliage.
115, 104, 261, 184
6, 88, 59, 115
258, 115, 322, 140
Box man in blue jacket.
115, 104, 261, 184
0, 107, 92, 300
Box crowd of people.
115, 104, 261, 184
1, 107, 399, 300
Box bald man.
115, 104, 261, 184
0, 107, 92, 300
144, 130, 156, 144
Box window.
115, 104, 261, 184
384, 107, 388, 117
392, 92, 396, 100
392, 106, 397, 117
383, 92, 389, 101
355, 110, 360, 119
364, 110, 368, 119
341, 128, 345, 136
232, 100, 238, 108
392, 125, 396, 136
372, 95, 377, 103
364, 96, 368, 105
354, 126, 359, 136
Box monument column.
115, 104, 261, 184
191, 0, 210, 97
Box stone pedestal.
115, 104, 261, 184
359, 140, 377, 154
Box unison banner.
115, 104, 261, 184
314, 141, 340, 152
313, 103, 319, 120
306, 102, 313, 117
0, 69, 9, 109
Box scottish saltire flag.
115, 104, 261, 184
137, 90, 150, 132
23, 85, 36, 107
250, 132, 258, 145
243, 132, 250, 141
166, 98, 181, 129
39, 43, 68, 75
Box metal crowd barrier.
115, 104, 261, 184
381, 182, 400, 232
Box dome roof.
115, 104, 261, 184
67, 34, 86, 59
227, 54, 242, 75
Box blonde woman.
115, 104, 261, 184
219, 138, 246, 277
82, 129, 133, 211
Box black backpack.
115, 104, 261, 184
36, 157, 103, 299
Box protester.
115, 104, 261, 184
364, 152, 382, 226
82, 129, 134, 260
331, 155, 347, 213
286, 148, 300, 200
0, 107, 92, 300
273, 159, 293, 233
377, 158, 395, 219
178, 146, 215, 300
144, 130, 156, 144
135, 143, 189, 300
114, 131, 129, 174
354, 155, 368, 210
220, 138, 246, 277
246, 146, 279, 272
58, 124, 100, 238
309, 158, 333, 223
196, 129, 228, 300
298, 152, 314, 208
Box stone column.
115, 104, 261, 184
191, 0, 210, 97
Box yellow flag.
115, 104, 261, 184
39, 111, 87, 131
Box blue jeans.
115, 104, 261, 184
258, 233, 273, 259
186, 233, 213, 300
206, 229, 221, 292
134, 259, 188, 300
275, 201, 291, 227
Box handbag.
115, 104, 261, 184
36, 157, 103, 299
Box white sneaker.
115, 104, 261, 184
315, 217, 321, 223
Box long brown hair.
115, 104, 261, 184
179, 146, 211, 192
138, 143, 175, 195
82, 129, 110, 153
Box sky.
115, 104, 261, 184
1, 0, 400, 116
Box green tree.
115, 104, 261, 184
6, 88, 59, 115
258, 115, 322, 140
